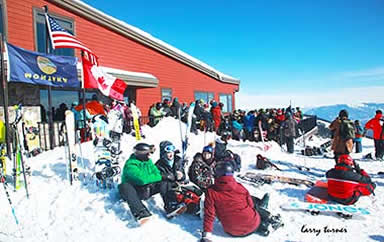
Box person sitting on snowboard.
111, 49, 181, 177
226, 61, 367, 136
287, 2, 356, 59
200, 162, 283, 242
326, 154, 376, 205
214, 131, 241, 172
188, 145, 216, 191
156, 140, 202, 216
119, 143, 188, 225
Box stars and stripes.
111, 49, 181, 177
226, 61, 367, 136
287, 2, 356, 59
45, 13, 96, 63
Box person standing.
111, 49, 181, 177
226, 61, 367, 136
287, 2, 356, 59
364, 110, 384, 160
354, 120, 363, 153
281, 112, 297, 153
329, 109, 355, 163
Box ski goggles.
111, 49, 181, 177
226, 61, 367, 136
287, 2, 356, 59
203, 146, 213, 153
164, 144, 176, 153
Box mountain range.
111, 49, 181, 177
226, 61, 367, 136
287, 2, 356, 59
303, 103, 384, 125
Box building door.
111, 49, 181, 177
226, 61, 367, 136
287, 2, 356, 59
124, 87, 136, 104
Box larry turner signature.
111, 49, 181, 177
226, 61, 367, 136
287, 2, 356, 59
301, 224, 347, 236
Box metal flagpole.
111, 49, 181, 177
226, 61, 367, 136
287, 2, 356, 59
80, 51, 87, 141
0, 33, 11, 158
44, 5, 55, 149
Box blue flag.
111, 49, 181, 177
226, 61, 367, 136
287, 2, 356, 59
7, 43, 79, 88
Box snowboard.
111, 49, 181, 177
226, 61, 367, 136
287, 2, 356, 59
280, 201, 370, 220
258, 122, 271, 151
130, 103, 141, 141
238, 172, 315, 187
65, 110, 78, 185
305, 180, 329, 204
0, 120, 5, 144
22, 111, 41, 157
107, 109, 124, 136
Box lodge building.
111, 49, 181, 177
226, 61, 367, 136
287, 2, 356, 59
1, 0, 240, 117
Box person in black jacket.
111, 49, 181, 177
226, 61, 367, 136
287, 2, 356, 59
188, 145, 216, 191
214, 131, 241, 172
155, 140, 188, 218
170, 97, 181, 118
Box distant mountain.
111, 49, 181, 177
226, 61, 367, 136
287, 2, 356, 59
303, 103, 384, 125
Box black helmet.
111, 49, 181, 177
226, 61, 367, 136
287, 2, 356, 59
133, 143, 155, 161
221, 130, 231, 141
214, 162, 234, 178
339, 109, 348, 118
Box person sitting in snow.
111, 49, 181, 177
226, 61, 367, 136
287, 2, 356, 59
188, 145, 216, 191
200, 162, 283, 242
326, 154, 376, 205
156, 140, 202, 216
214, 130, 241, 172
118, 143, 188, 225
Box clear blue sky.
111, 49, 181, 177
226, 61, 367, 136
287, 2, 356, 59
82, 0, 384, 107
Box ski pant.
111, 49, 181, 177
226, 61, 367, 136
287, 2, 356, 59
355, 141, 362, 153
374, 139, 384, 159
285, 136, 294, 153
230, 196, 272, 237
118, 181, 177, 216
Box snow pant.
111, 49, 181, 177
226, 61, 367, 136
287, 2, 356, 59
374, 139, 384, 159
355, 141, 362, 153
285, 136, 294, 153
118, 181, 177, 216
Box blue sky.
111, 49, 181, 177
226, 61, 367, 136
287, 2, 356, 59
83, 0, 384, 108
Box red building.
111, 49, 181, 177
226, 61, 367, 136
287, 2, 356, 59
1, 0, 240, 117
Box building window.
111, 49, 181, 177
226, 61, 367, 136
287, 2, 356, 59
219, 94, 233, 113
194, 91, 214, 104
34, 10, 74, 56
161, 88, 172, 102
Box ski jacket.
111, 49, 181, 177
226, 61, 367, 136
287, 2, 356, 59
188, 153, 215, 190
282, 116, 297, 138
193, 102, 204, 121
329, 118, 354, 154
121, 154, 162, 186
211, 106, 222, 130
149, 106, 164, 126
170, 100, 180, 118
365, 113, 383, 140
203, 176, 261, 236
354, 124, 363, 141
155, 155, 186, 182
243, 114, 255, 132
232, 120, 243, 131
326, 163, 375, 205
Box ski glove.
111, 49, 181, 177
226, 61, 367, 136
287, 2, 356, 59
200, 232, 212, 242
163, 173, 175, 181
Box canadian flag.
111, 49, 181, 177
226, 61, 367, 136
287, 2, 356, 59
82, 52, 127, 101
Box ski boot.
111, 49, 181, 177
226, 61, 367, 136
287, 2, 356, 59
269, 214, 284, 230
165, 202, 187, 219
134, 208, 152, 225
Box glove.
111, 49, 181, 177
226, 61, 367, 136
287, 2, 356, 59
200, 232, 212, 242
163, 173, 175, 181
176, 171, 183, 180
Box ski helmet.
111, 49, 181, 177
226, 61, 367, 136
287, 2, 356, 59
134, 143, 155, 161
337, 154, 354, 166
221, 130, 231, 141
159, 141, 176, 161
214, 162, 234, 178
202, 145, 214, 165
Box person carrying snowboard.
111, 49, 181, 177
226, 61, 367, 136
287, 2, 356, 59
364, 110, 384, 160
188, 145, 216, 191
329, 109, 355, 163
118, 143, 187, 225
200, 162, 283, 242
326, 154, 376, 205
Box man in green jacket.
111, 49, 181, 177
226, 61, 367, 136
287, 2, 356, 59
119, 143, 186, 225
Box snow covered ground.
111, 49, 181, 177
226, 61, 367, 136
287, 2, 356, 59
1, 117, 383, 242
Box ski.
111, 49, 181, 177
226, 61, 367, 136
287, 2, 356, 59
238, 172, 315, 187
182, 102, 195, 159
65, 110, 78, 185
130, 103, 141, 141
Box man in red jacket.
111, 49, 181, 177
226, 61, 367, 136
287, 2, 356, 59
365, 110, 384, 160
326, 154, 376, 205
200, 162, 283, 241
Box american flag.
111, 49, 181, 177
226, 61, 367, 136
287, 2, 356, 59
45, 13, 97, 63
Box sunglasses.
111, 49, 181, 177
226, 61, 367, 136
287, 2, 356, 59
164, 144, 176, 153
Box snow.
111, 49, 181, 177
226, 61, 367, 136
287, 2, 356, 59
1, 117, 383, 242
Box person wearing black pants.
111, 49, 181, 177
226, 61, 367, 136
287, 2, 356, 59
281, 112, 297, 154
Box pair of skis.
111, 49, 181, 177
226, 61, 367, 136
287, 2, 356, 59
178, 103, 195, 161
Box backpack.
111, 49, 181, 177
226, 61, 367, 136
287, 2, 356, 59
175, 185, 202, 215
339, 119, 355, 140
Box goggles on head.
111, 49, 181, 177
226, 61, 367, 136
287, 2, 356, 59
164, 144, 176, 153
203, 146, 213, 153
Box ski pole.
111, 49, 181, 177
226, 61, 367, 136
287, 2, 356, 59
1, 179, 23, 238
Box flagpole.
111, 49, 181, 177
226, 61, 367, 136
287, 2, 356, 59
44, 5, 55, 149
80, 50, 87, 141
0, 34, 11, 157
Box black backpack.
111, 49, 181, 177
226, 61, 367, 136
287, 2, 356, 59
339, 119, 355, 140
